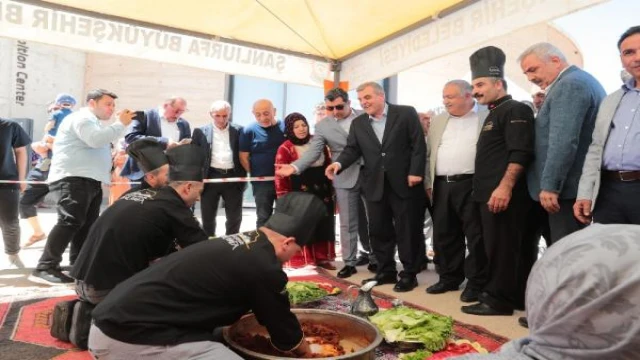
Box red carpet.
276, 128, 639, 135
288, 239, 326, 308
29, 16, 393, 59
0, 272, 507, 359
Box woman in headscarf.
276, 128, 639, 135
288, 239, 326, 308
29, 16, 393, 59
275, 112, 336, 269
453, 224, 640, 360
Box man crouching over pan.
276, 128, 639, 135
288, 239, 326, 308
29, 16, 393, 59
88, 192, 328, 359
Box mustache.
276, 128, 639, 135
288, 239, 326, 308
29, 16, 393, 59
473, 93, 483, 99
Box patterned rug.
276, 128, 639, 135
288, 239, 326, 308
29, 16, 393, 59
291, 272, 508, 359
0, 272, 507, 359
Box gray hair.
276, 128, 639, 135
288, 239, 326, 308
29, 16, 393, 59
209, 100, 232, 113
356, 81, 385, 95
163, 96, 187, 106
517, 42, 567, 63
444, 79, 472, 95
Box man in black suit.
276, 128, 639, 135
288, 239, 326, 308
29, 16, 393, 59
326, 82, 427, 292
121, 97, 192, 186
192, 100, 247, 236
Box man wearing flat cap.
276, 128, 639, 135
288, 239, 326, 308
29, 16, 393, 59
70, 144, 208, 305
461, 46, 536, 317
88, 192, 326, 359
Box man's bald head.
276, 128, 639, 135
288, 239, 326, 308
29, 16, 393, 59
252, 99, 277, 127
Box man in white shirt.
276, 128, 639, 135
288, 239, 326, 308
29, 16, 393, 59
425, 80, 488, 302
29, 89, 134, 285
192, 101, 247, 236
121, 97, 192, 188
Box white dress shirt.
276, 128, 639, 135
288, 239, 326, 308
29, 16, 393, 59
435, 106, 480, 176
158, 107, 180, 143
211, 124, 234, 169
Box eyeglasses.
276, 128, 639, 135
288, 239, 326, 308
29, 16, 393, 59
326, 104, 345, 111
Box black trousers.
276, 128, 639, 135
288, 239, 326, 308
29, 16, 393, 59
593, 179, 640, 224
366, 176, 424, 277
37, 177, 102, 270
0, 187, 21, 255
252, 181, 276, 228
19, 168, 50, 219
200, 168, 246, 236
432, 178, 487, 289
477, 195, 537, 312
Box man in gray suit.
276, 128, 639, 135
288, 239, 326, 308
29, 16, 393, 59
519, 42, 606, 244
276, 88, 376, 278
425, 80, 488, 303
575, 26, 640, 225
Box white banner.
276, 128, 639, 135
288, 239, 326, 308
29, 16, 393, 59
342, 0, 610, 87
0, 0, 330, 87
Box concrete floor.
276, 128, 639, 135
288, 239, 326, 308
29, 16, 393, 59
0, 206, 528, 341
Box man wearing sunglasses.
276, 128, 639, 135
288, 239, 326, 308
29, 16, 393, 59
276, 88, 377, 278
121, 97, 192, 190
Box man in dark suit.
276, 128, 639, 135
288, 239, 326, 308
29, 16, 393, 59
326, 82, 426, 292
121, 97, 192, 186
192, 100, 246, 236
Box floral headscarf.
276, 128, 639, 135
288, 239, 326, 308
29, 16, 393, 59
453, 224, 640, 360
284, 112, 311, 146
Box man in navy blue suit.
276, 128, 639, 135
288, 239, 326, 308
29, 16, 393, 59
121, 97, 192, 189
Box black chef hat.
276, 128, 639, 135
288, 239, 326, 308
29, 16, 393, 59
264, 192, 327, 246
126, 138, 168, 173
470, 46, 506, 80
165, 144, 206, 182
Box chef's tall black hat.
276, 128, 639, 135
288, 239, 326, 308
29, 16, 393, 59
264, 192, 327, 246
470, 46, 506, 80
165, 144, 206, 182
126, 138, 168, 173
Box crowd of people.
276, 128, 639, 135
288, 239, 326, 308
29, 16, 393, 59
0, 24, 638, 359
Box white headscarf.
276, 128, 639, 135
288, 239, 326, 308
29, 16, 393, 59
453, 224, 640, 360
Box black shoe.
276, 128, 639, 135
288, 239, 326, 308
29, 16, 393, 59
337, 266, 357, 278
28, 269, 74, 286
362, 273, 397, 286
518, 316, 529, 328
367, 263, 378, 273
354, 255, 369, 267
461, 302, 513, 316
425, 281, 459, 294
393, 277, 418, 292
460, 287, 481, 303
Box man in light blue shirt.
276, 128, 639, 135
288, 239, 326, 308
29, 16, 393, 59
576, 26, 640, 226
29, 89, 135, 286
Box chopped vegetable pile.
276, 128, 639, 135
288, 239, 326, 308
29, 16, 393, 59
399, 349, 433, 360
369, 306, 454, 352
286, 281, 330, 305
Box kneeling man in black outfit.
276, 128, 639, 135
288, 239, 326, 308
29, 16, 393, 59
89, 192, 327, 359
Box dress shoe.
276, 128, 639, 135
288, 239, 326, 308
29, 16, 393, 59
518, 316, 529, 328
393, 277, 418, 292
461, 302, 513, 316
361, 273, 397, 286
337, 266, 357, 278
317, 261, 337, 270
354, 255, 370, 266
460, 287, 481, 303
367, 263, 378, 273
425, 281, 459, 294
